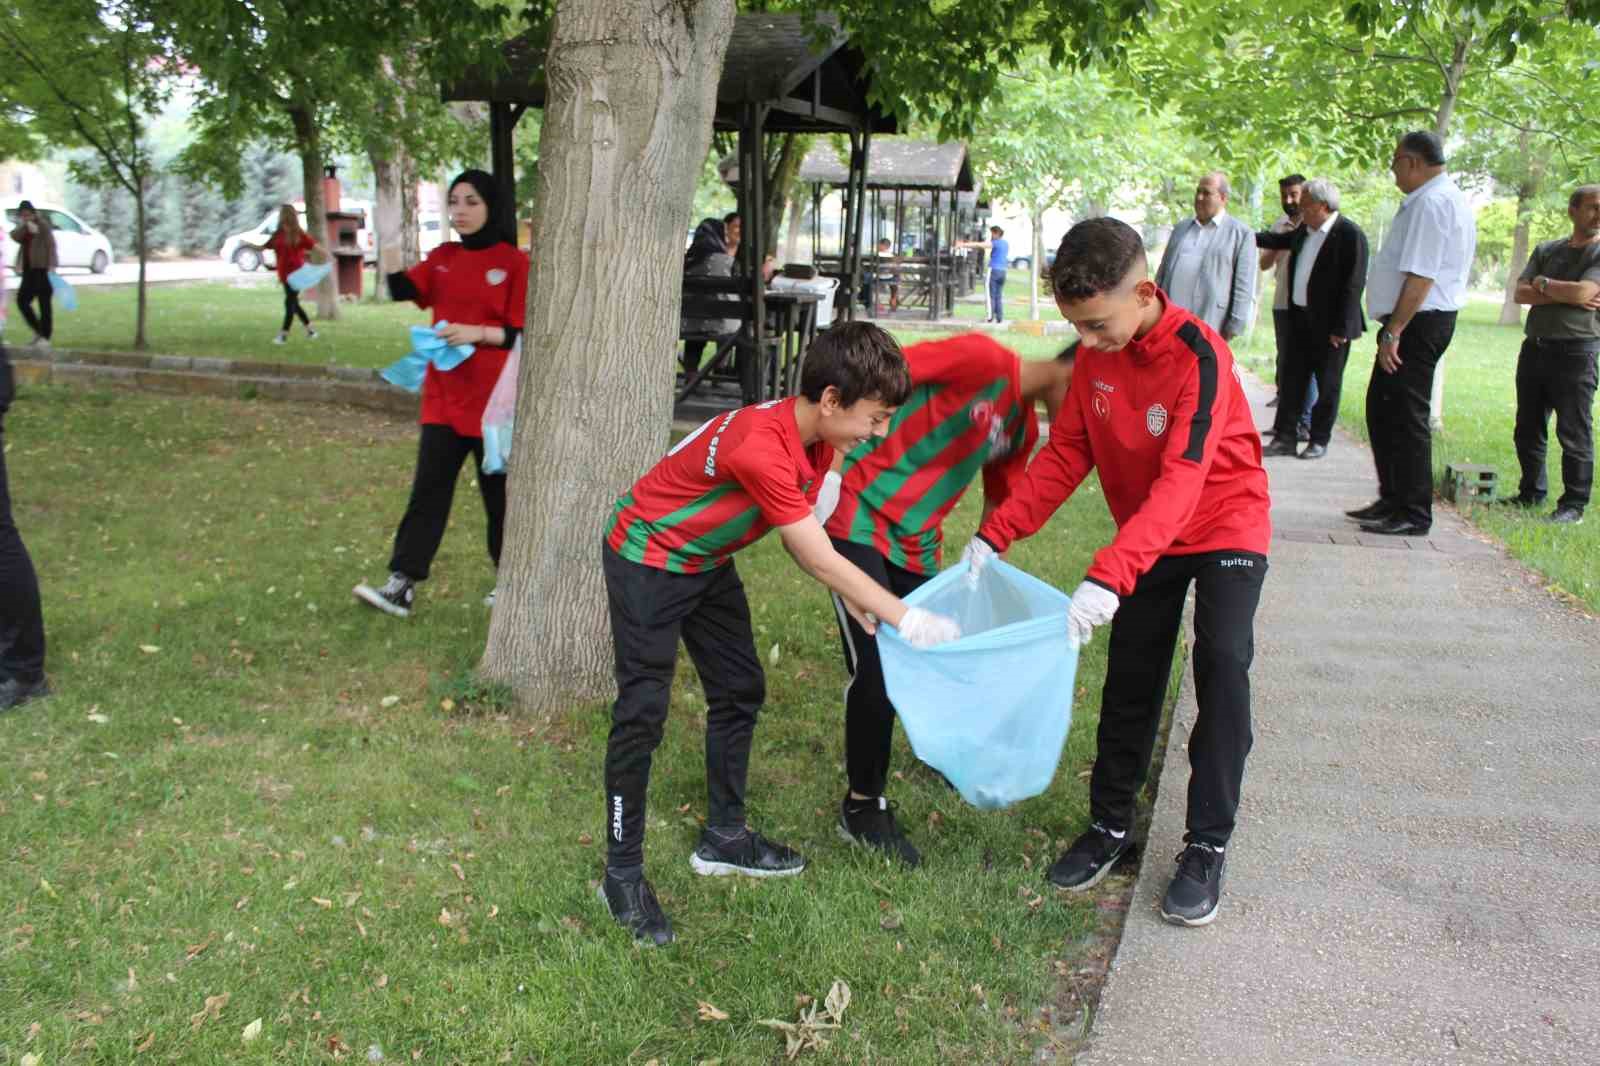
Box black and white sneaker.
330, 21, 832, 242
353, 573, 415, 618
598, 867, 674, 946
838, 795, 921, 868
1045, 822, 1129, 891
689, 826, 806, 878
1160, 839, 1225, 927
0, 675, 50, 713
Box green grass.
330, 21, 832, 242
1230, 295, 1600, 612
2, 384, 1152, 1064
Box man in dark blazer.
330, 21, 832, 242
1257, 179, 1369, 459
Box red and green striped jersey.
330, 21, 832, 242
826, 334, 1037, 574
606, 397, 832, 573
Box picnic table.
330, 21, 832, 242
675, 277, 822, 415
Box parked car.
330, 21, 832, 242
219, 201, 377, 272
2, 199, 115, 274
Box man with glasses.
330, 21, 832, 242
1348, 132, 1476, 536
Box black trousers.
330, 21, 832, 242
1272, 308, 1350, 447
0, 412, 46, 684
280, 282, 310, 333
1364, 310, 1456, 527
387, 424, 506, 581
1090, 550, 1266, 847
1513, 338, 1598, 511
601, 543, 766, 869
828, 537, 931, 797
17, 269, 52, 341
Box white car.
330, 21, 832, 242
2, 199, 115, 274
219, 201, 378, 272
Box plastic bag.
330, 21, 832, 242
48, 272, 78, 312
285, 261, 333, 293
480, 339, 520, 474
380, 322, 477, 392
878, 559, 1077, 810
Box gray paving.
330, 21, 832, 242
1077, 375, 1600, 1066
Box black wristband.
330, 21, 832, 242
386, 271, 419, 302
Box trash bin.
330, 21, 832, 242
770, 269, 839, 329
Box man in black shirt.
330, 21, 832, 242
1506, 184, 1600, 525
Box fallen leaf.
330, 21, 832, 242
879, 912, 902, 930
87, 712, 110, 724
380, 696, 400, 708
127, 967, 139, 992
437, 908, 453, 927
311, 897, 333, 909
189, 991, 230, 1029
342, 891, 362, 908
375, 974, 389, 989
21, 1054, 41, 1066
824, 980, 851, 1022
26, 1022, 41, 1043
139, 644, 160, 654
234, 896, 250, 911
487, 905, 499, 919
577, 833, 593, 846
697, 1000, 730, 1022
242, 1017, 263, 1042
769, 643, 781, 665
449, 863, 465, 882
135, 1030, 155, 1053
439, 698, 455, 713
185, 936, 213, 960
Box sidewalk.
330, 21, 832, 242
1077, 376, 1600, 1066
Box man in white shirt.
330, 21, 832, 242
1347, 132, 1477, 536
1260, 174, 1314, 441
1154, 172, 1258, 340
1257, 180, 1369, 460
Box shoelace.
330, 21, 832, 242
1175, 843, 1219, 882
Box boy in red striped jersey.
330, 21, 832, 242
825, 334, 1075, 865
964, 217, 1270, 927
599, 323, 963, 947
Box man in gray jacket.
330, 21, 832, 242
1155, 173, 1258, 341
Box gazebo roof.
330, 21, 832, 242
444, 12, 897, 135
799, 139, 974, 191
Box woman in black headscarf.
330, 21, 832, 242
680, 217, 740, 375
352, 169, 530, 619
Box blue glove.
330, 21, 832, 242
380, 323, 477, 392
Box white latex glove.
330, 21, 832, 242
1067, 580, 1120, 649
898, 606, 962, 649
812, 470, 842, 524
959, 536, 997, 588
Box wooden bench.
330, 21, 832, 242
678, 275, 782, 406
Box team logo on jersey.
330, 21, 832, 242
1092, 392, 1110, 422
1146, 403, 1168, 437
486, 268, 508, 286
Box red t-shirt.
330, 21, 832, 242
979, 292, 1271, 595
606, 397, 833, 573
826, 333, 1037, 574
269, 230, 315, 282
402, 242, 530, 436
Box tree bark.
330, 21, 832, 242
782, 192, 806, 264
1428, 37, 1471, 430
1029, 203, 1043, 321
134, 170, 148, 349
479, 0, 736, 712
1499, 131, 1543, 328
290, 102, 337, 320
763, 132, 804, 256
368, 142, 419, 298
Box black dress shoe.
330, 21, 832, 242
1359, 515, 1430, 536
1298, 443, 1328, 460
1262, 437, 1299, 457
1296, 425, 1311, 442
0, 675, 50, 712
1344, 500, 1390, 520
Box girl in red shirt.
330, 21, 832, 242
266, 205, 324, 345
353, 170, 529, 618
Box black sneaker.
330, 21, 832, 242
1045, 822, 1129, 891
1548, 505, 1584, 525
1496, 493, 1544, 508
689, 827, 806, 878
837, 795, 921, 868
353, 573, 414, 618
1160, 840, 1225, 926
0, 675, 50, 713
598, 868, 674, 946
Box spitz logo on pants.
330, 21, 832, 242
1146, 403, 1168, 437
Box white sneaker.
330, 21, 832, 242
353, 573, 414, 618
35, 337, 50, 351
272, 333, 287, 345
483, 588, 497, 608
307, 329, 319, 340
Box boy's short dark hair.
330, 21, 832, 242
1049, 218, 1147, 302
799, 322, 912, 407
990, 225, 1004, 236
1279, 173, 1307, 188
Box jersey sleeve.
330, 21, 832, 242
907, 334, 1016, 392
403, 248, 438, 309
722, 429, 815, 527
1517, 242, 1547, 284
1084, 337, 1224, 594
977, 377, 1094, 551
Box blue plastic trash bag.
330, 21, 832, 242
48, 272, 78, 311
380, 323, 476, 392
479, 340, 519, 474
878, 559, 1077, 809
285, 261, 333, 293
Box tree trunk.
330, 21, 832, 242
1500, 195, 1533, 328
1029, 203, 1043, 321
133, 169, 148, 350
763, 133, 804, 257
782, 192, 806, 264
1428, 35, 1471, 430
368, 141, 415, 299
290, 103, 337, 320
438, 165, 455, 244
479, 0, 736, 711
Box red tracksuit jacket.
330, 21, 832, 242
978, 292, 1271, 595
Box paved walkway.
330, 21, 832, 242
1078, 376, 1600, 1066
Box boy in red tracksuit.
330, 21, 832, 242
824, 333, 1074, 866
964, 217, 1270, 927
599, 323, 963, 948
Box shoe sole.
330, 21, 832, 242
594, 884, 673, 946
1046, 846, 1129, 893
835, 821, 921, 867
688, 852, 805, 879
1160, 901, 1219, 927
352, 584, 410, 618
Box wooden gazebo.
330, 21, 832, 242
799, 139, 976, 319
444, 14, 897, 380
